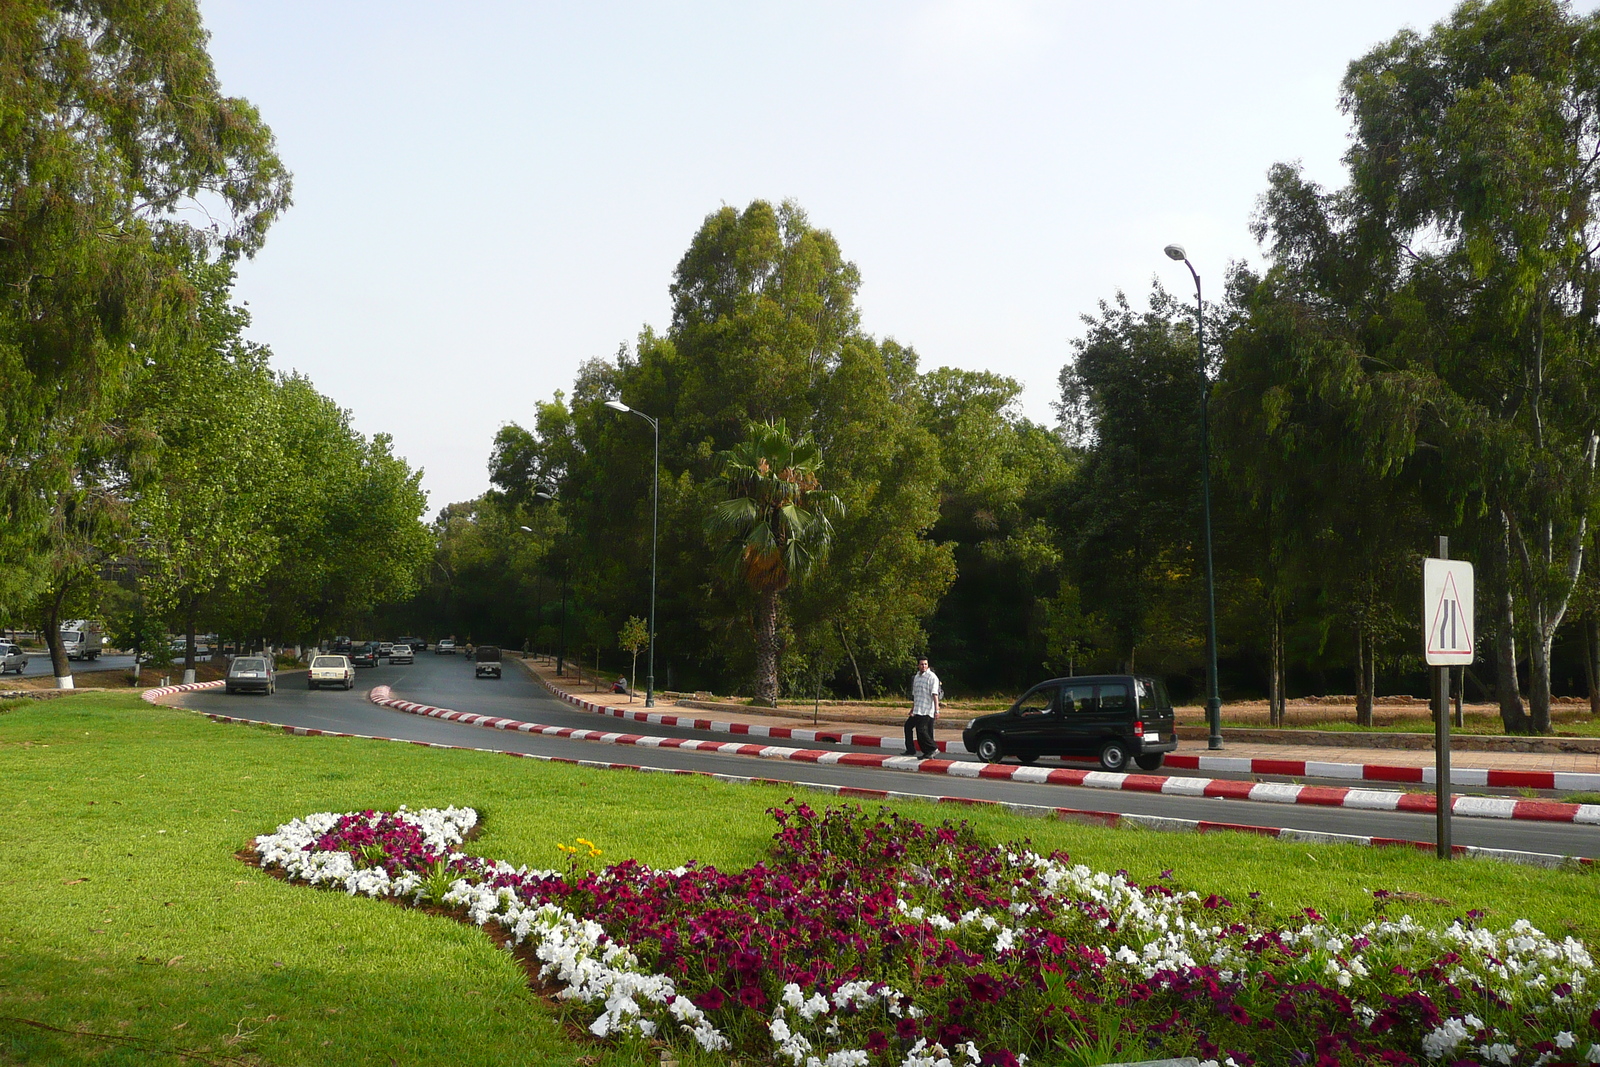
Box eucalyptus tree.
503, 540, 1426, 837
0, 0, 290, 634
705, 419, 842, 705
1255, 0, 1600, 732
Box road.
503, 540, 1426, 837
8, 651, 142, 679
174, 653, 1600, 859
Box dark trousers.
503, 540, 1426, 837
904, 713, 936, 756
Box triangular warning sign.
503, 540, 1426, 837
1426, 570, 1471, 657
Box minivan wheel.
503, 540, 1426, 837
1016, 752, 1039, 766
1098, 741, 1129, 772
974, 735, 1004, 764
1134, 753, 1165, 771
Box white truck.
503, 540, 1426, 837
60, 620, 104, 661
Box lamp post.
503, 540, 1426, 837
1164, 243, 1224, 751
604, 399, 659, 707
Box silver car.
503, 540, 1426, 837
0, 643, 27, 675
225, 656, 276, 695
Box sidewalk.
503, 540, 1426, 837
520, 659, 1600, 784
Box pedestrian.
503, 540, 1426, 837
902, 655, 941, 758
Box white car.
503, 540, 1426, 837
388, 644, 413, 664
435, 639, 456, 655
0, 643, 27, 675
307, 655, 355, 690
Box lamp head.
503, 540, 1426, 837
519, 525, 533, 533
604, 399, 631, 413
1164, 244, 1187, 262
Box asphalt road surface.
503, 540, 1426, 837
174, 653, 1600, 859
8, 651, 142, 679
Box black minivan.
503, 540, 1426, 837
960, 675, 1177, 771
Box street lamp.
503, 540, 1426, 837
604, 399, 660, 707
1164, 243, 1223, 751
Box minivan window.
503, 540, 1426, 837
1098, 682, 1131, 710
1013, 685, 1055, 717
1062, 683, 1097, 713
1135, 677, 1172, 712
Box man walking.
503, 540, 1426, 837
902, 655, 941, 758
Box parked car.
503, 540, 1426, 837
307, 654, 355, 690
225, 656, 276, 695
473, 645, 502, 679
435, 639, 456, 655
397, 636, 426, 652
378, 641, 394, 658
331, 636, 353, 654
961, 674, 1176, 771
388, 644, 414, 664
0, 643, 27, 675
350, 643, 379, 667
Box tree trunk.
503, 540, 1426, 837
837, 621, 866, 701
754, 587, 781, 707
1529, 630, 1555, 735
1268, 611, 1285, 727
42, 590, 71, 689
1494, 525, 1529, 733
1354, 624, 1373, 727
184, 602, 198, 677
1587, 615, 1600, 719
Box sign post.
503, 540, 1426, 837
1423, 540, 1474, 860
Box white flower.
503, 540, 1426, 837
1556, 1032, 1576, 1049
1421, 1018, 1470, 1059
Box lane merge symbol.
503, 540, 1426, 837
1423, 558, 1475, 666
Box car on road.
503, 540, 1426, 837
0, 643, 27, 675
225, 656, 276, 695
473, 645, 502, 679
307, 655, 355, 690
331, 636, 353, 654
397, 635, 426, 652
378, 641, 394, 658
435, 639, 456, 655
961, 674, 1176, 771
388, 644, 414, 664
350, 643, 380, 667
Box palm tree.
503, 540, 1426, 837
705, 420, 843, 706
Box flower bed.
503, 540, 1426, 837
253, 803, 1600, 1067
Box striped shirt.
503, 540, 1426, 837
910, 669, 941, 716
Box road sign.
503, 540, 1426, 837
1423, 558, 1474, 665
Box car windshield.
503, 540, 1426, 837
232, 658, 267, 672
312, 657, 343, 668
392, 645, 409, 652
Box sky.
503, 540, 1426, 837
199, 0, 1467, 511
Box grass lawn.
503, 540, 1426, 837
2, 692, 1598, 1066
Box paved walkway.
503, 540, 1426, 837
523, 660, 1600, 777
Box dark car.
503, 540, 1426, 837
961, 674, 1177, 771
225, 655, 276, 695
473, 645, 501, 679
397, 636, 426, 652
350, 642, 380, 667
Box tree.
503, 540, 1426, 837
0, 0, 290, 623
1058, 287, 1206, 675
1254, 0, 1600, 732
705, 419, 842, 705
618, 616, 648, 702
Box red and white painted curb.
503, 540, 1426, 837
139, 684, 1591, 869
367, 685, 1600, 827
527, 670, 1600, 794
141, 679, 226, 701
